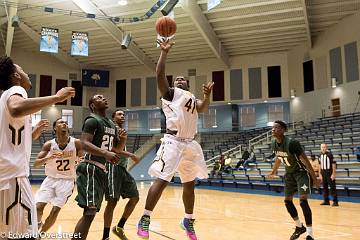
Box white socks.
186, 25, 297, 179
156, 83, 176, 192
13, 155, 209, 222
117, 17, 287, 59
294, 218, 302, 228
143, 209, 152, 216
307, 226, 313, 237
185, 213, 194, 219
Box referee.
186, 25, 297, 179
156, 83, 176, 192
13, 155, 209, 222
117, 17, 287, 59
319, 143, 339, 206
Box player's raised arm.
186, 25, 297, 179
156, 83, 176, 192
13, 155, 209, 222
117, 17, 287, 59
196, 82, 214, 113
156, 38, 174, 98
32, 119, 49, 140
7, 87, 75, 118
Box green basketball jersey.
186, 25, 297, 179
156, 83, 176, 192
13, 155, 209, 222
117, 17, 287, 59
114, 125, 128, 168
272, 136, 305, 173
83, 113, 117, 165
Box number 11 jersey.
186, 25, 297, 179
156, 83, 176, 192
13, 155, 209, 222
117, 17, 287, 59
162, 87, 198, 139
272, 136, 306, 174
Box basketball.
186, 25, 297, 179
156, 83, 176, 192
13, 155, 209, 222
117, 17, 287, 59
155, 16, 177, 37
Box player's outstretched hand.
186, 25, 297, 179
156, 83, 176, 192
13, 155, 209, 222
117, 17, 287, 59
32, 119, 50, 140
104, 151, 120, 165
56, 87, 76, 103
157, 38, 174, 53
203, 82, 214, 97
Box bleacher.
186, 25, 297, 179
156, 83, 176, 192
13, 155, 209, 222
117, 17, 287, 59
29, 132, 153, 181
201, 127, 270, 160
197, 113, 360, 197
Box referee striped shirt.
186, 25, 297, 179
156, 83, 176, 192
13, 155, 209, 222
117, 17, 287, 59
319, 152, 335, 171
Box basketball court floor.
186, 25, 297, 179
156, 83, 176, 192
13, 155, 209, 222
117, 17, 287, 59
34, 182, 360, 240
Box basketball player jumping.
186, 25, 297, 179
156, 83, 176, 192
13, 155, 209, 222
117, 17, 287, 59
0, 56, 75, 239
267, 120, 320, 240
34, 118, 83, 233
137, 39, 214, 240
72, 95, 139, 240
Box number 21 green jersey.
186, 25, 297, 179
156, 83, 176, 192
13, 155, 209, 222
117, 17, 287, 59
272, 136, 306, 173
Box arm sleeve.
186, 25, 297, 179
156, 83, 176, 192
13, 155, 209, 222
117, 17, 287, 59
82, 117, 98, 135
289, 140, 304, 156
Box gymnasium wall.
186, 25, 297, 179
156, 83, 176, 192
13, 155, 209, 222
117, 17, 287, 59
288, 11, 360, 122
7, 39, 290, 131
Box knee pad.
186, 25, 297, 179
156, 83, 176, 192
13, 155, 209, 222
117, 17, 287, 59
300, 199, 312, 225
284, 200, 298, 218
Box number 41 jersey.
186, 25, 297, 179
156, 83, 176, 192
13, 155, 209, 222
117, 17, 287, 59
162, 87, 198, 139
45, 137, 78, 179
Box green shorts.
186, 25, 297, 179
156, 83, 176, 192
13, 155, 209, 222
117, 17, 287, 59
75, 162, 106, 211
284, 170, 312, 197
105, 163, 139, 201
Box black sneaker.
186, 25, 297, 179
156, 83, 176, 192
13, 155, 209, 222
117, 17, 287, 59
290, 225, 306, 240
306, 236, 314, 240
112, 226, 129, 240
332, 201, 339, 207
320, 201, 330, 205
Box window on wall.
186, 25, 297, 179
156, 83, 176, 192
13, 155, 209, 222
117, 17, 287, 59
127, 112, 139, 131
148, 111, 161, 131
240, 107, 256, 128
62, 109, 73, 129
268, 105, 284, 123
203, 108, 217, 128
31, 111, 42, 127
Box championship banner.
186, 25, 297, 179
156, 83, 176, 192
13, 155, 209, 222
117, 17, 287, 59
40, 27, 58, 53
71, 31, 89, 56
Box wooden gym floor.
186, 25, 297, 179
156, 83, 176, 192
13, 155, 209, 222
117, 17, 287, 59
33, 182, 360, 240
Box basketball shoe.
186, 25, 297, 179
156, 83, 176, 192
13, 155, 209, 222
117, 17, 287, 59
290, 224, 306, 240
137, 215, 150, 239
180, 218, 197, 240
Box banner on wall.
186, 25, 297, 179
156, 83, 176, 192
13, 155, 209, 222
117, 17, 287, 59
71, 31, 89, 56
40, 27, 59, 53
82, 69, 109, 87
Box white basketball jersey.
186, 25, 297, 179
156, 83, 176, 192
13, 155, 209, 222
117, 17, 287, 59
162, 87, 198, 139
0, 86, 32, 182
45, 137, 77, 179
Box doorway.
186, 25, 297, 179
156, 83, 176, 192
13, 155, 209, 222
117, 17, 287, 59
331, 98, 340, 117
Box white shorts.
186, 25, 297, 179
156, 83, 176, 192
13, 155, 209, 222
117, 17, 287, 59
0, 177, 38, 239
149, 134, 208, 183
35, 177, 75, 208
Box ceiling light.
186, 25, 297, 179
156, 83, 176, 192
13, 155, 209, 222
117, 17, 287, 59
118, 0, 128, 6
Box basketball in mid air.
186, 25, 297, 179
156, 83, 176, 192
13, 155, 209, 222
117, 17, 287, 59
155, 16, 177, 37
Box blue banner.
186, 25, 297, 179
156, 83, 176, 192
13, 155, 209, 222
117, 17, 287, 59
208, 0, 221, 11
82, 69, 109, 87
71, 31, 89, 56
40, 27, 58, 53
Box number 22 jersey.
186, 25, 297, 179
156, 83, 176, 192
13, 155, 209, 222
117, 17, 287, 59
45, 136, 78, 179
